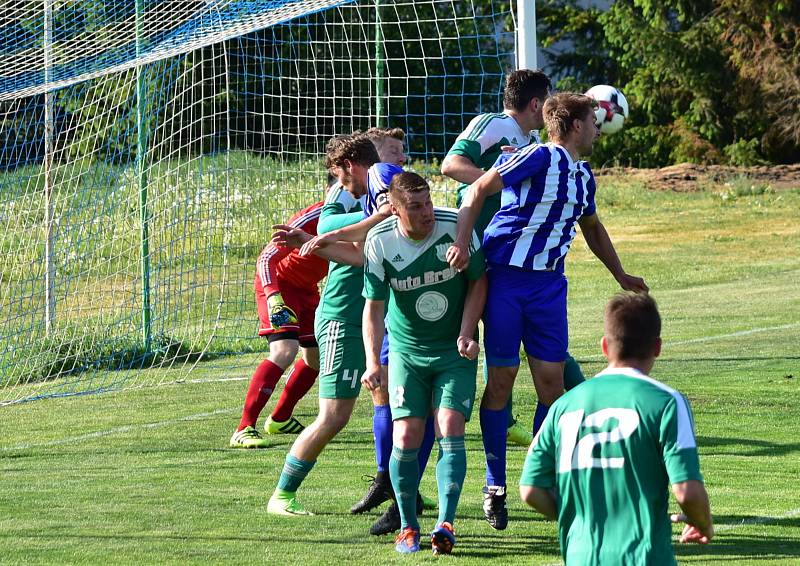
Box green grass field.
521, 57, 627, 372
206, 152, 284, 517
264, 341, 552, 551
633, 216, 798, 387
1, 176, 799, 564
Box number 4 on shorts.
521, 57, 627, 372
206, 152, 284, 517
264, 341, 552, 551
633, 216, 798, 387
342, 369, 359, 389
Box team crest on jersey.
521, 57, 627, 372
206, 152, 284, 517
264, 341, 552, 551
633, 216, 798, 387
435, 243, 450, 262
416, 291, 448, 321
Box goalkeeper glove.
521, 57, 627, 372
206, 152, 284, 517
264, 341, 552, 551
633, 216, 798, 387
267, 293, 298, 330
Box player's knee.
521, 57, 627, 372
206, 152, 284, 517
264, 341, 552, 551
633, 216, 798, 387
269, 340, 299, 368
392, 419, 424, 449
301, 347, 320, 370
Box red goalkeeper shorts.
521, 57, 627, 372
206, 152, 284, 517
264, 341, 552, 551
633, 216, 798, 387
255, 277, 320, 346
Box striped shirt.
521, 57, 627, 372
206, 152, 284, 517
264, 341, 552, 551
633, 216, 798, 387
364, 162, 404, 218
483, 142, 597, 273
254, 201, 327, 297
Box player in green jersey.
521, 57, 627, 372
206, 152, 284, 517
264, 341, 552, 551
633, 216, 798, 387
362, 172, 487, 554
520, 292, 713, 565
267, 135, 381, 517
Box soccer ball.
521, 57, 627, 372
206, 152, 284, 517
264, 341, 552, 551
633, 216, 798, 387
585, 84, 629, 135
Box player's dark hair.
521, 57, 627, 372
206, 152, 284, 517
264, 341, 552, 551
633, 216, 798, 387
543, 93, 595, 142
503, 69, 551, 112
324, 134, 380, 170
604, 292, 661, 361
388, 171, 429, 206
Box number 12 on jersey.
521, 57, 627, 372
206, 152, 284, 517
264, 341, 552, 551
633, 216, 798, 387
557, 408, 640, 473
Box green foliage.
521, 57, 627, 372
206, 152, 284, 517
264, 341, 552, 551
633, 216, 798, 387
541, 0, 798, 166
724, 138, 769, 167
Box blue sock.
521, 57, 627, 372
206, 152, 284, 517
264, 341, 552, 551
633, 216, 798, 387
480, 407, 507, 487
373, 404, 393, 473
533, 401, 550, 435
417, 414, 435, 480
506, 393, 514, 427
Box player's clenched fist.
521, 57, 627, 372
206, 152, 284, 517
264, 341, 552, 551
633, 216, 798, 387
267, 293, 298, 330
446, 242, 469, 271
457, 336, 479, 360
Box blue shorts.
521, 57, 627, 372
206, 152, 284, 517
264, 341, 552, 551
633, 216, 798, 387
483, 264, 568, 366
380, 331, 390, 366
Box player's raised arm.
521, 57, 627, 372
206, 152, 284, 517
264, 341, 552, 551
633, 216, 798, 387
447, 169, 503, 271
300, 206, 391, 256
577, 213, 648, 293
441, 153, 485, 186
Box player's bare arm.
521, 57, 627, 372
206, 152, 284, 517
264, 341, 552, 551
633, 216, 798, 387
440, 153, 485, 186
273, 224, 363, 266
446, 169, 503, 271
300, 206, 391, 257
577, 213, 648, 292
520, 485, 558, 521
671, 480, 714, 544
271, 223, 313, 249
361, 298, 386, 391
457, 273, 487, 360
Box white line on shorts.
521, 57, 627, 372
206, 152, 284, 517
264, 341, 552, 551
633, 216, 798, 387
2, 408, 237, 451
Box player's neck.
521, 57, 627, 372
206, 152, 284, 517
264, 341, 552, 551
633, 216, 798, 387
605, 358, 656, 375
505, 109, 535, 134
550, 136, 580, 161
398, 222, 433, 242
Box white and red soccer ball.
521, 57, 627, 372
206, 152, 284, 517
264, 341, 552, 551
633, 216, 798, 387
585, 84, 629, 135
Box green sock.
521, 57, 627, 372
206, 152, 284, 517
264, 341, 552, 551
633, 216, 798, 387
276, 453, 315, 493
564, 354, 586, 390
436, 436, 466, 525
389, 446, 420, 531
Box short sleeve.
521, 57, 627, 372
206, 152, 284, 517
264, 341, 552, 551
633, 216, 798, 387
660, 395, 703, 484
495, 144, 550, 189
520, 410, 557, 489
362, 235, 389, 301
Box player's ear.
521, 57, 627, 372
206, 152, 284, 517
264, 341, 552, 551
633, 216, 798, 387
653, 337, 662, 359
600, 335, 610, 359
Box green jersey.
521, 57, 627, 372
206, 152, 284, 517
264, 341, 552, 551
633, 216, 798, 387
363, 208, 485, 355
448, 112, 540, 236
316, 182, 366, 325
521, 367, 703, 566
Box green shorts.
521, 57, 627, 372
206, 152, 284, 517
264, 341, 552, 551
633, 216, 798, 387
387, 349, 477, 421
316, 317, 365, 399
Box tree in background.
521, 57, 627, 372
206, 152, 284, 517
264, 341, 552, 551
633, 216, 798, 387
537, 0, 799, 167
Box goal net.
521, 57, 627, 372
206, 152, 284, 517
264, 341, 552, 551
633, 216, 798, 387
0, 0, 517, 404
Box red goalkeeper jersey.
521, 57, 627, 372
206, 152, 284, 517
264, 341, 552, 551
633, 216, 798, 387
255, 201, 327, 297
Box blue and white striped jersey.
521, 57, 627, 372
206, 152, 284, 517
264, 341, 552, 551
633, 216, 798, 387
363, 162, 404, 218
482, 143, 597, 273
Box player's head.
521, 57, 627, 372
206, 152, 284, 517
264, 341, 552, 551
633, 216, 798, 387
504, 69, 552, 129
324, 134, 380, 197
362, 127, 407, 166
388, 171, 434, 239
602, 292, 662, 367
543, 93, 599, 155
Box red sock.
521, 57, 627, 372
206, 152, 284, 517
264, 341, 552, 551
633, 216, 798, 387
271, 359, 319, 422
237, 359, 285, 431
